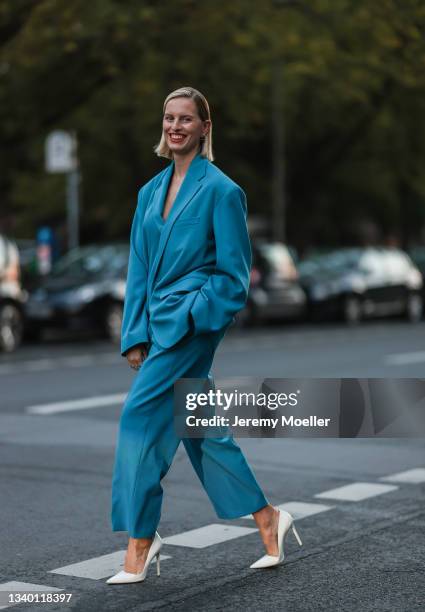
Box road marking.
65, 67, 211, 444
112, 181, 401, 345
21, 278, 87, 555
163, 524, 257, 548
314, 482, 398, 502
0, 582, 62, 610
50, 550, 171, 580
26, 393, 127, 415
241, 501, 333, 520
98, 353, 123, 364
380, 467, 425, 484
60, 355, 95, 367
25, 378, 260, 415
220, 338, 295, 353
0, 352, 121, 376
19, 358, 56, 372
385, 351, 425, 365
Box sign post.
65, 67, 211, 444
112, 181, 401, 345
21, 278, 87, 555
45, 130, 80, 250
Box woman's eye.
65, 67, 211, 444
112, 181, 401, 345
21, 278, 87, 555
163, 116, 192, 123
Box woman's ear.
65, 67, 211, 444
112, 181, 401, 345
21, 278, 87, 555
203, 119, 211, 136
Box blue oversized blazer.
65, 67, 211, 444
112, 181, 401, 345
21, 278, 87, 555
120, 152, 251, 355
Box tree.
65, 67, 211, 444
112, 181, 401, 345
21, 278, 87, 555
1, 0, 425, 250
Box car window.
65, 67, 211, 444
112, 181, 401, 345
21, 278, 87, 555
257, 243, 297, 280
299, 249, 362, 275
252, 248, 271, 275
324, 250, 359, 271
51, 245, 129, 278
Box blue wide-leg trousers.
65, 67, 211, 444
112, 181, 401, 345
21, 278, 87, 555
111, 329, 268, 538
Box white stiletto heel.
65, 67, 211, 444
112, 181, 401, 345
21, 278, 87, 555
250, 509, 303, 569
106, 532, 163, 584
291, 523, 302, 547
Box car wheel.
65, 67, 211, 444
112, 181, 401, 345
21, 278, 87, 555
343, 295, 362, 325
104, 302, 123, 343
406, 293, 423, 323
0, 303, 24, 352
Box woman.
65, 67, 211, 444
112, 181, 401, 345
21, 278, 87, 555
107, 87, 302, 584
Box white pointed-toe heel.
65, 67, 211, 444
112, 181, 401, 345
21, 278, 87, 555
106, 532, 162, 584
250, 509, 302, 569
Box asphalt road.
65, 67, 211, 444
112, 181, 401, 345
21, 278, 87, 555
0, 320, 424, 611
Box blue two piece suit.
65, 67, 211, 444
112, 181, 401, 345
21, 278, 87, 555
111, 153, 268, 538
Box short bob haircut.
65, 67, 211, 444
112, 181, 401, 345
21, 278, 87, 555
154, 86, 214, 161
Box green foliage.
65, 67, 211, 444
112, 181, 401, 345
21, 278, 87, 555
1, 0, 425, 250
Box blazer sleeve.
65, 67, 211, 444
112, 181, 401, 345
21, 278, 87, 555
189, 185, 251, 334
120, 186, 150, 357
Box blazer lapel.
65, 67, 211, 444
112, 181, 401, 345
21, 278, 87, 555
148, 153, 208, 294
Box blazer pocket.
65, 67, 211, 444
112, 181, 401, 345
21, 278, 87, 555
174, 216, 200, 226
159, 274, 207, 299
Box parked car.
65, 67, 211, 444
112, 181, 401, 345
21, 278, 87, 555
407, 246, 425, 315
236, 241, 307, 326
298, 247, 423, 324
24, 244, 129, 342
0, 234, 26, 352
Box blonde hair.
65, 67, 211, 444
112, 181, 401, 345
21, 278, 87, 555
154, 86, 214, 161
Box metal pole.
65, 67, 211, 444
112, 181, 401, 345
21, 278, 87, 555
272, 57, 286, 243
66, 168, 79, 250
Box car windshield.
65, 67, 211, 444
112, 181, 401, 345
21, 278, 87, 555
299, 249, 363, 275
50, 245, 129, 278
257, 243, 296, 279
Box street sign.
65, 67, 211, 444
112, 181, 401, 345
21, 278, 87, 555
44, 130, 80, 249
45, 130, 77, 173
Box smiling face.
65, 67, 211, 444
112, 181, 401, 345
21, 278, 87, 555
162, 97, 210, 158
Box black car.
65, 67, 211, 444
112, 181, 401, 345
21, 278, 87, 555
298, 247, 423, 324
24, 244, 129, 342
236, 241, 307, 326
0, 234, 26, 352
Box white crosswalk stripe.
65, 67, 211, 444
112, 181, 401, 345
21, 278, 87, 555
0, 353, 121, 376
379, 467, 425, 484
50, 550, 171, 580
385, 350, 425, 365
5, 466, 424, 591
314, 482, 398, 501
241, 501, 333, 520
163, 524, 258, 548
26, 393, 127, 414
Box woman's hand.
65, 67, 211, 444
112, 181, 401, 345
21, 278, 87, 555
126, 344, 149, 370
